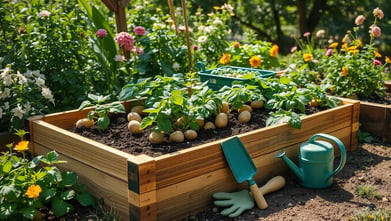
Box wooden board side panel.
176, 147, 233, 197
33, 143, 130, 220
155, 103, 355, 189
31, 120, 131, 181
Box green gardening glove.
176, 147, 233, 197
212, 190, 254, 218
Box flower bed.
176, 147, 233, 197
28, 98, 359, 221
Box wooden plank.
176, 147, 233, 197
359, 101, 386, 137
33, 143, 130, 220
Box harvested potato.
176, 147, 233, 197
196, 118, 205, 128
128, 120, 143, 134
75, 118, 94, 128
238, 104, 252, 113
238, 110, 251, 123
221, 101, 230, 113
131, 105, 144, 116
127, 112, 142, 122
309, 99, 319, 107
184, 129, 198, 140
148, 131, 164, 144
203, 122, 216, 130
215, 113, 228, 128
169, 130, 185, 143
250, 100, 264, 109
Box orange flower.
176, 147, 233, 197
14, 140, 29, 152
355, 39, 363, 47
374, 51, 382, 58
25, 184, 42, 198
328, 42, 338, 48
249, 56, 261, 68
269, 45, 279, 57
232, 41, 240, 49
303, 53, 313, 62
219, 53, 231, 65
386, 56, 391, 64
341, 66, 348, 76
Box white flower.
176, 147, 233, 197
3, 75, 13, 86
213, 18, 223, 25
0, 57, 3, 65
35, 77, 45, 87
316, 29, 325, 38
41, 87, 55, 103
39, 10, 51, 17
24, 70, 34, 78
172, 63, 181, 71
197, 36, 208, 44
3, 102, 9, 109
0, 107, 3, 119
17, 71, 27, 85
114, 55, 126, 62
135, 5, 143, 11
11, 104, 25, 119
31, 70, 43, 78
24, 102, 31, 113
1, 66, 11, 78
0, 88, 11, 99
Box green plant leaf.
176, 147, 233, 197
97, 116, 110, 129
156, 117, 172, 132
41, 188, 56, 201
109, 102, 125, 113
52, 198, 73, 217
78, 100, 92, 111
0, 203, 17, 219
140, 116, 155, 129
61, 171, 77, 187
60, 189, 76, 200
171, 90, 184, 106
21, 206, 38, 220
2, 160, 12, 173
76, 192, 96, 207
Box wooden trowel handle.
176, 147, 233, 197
249, 183, 268, 209
259, 176, 286, 195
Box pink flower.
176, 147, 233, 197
114, 32, 134, 51
95, 29, 108, 38
133, 26, 146, 36
355, 15, 366, 26
303, 32, 311, 37
370, 25, 381, 38
325, 49, 333, 57
373, 7, 384, 19
132, 47, 144, 55
373, 59, 382, 66
290, 46, 297, 53
192, 45, 199, 51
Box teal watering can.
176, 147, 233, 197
276, 133, 346, 188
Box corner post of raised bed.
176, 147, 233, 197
128, 155, 157, 220
27, 115, 44, 155
339, 97, 360, 151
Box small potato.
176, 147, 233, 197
221, 101, 230, 114
169, 130, 185, 143
148, 131, 164, 144
203, 122, 216, 130
128, 120, 143, 134
238, 111, 251, 123
309, 99, 319, 107
131, 105, 144, 116
76, 118, 94, 128
184, 130, 198, 140
215, 113, 228, 128
127, 112, 142, 122
250, 100, 264, 109
238, 104, 252, 113
196, 118, 205, 128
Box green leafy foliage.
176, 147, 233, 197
0, 131, 96, 220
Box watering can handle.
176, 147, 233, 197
309, 133, 347, 180
195, 62, 206, 72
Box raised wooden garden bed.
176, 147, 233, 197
359, 100, 391, 142
28, 98, 359, 221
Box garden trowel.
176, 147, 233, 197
221, 136, 268, 209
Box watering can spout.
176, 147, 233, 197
276, 151, 304, 182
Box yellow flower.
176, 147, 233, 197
249, 56, 261, 68
219, 53, 231, 65
25, 184, 42, 198
342, 66, 348, 76
328, 42, 338, 48
374, 51, 382, 58
303, 53, 313, 62
213, 6, 221, 10
14, 140, 29, 152
269, 45, 279, 57
386, 56, 391, 64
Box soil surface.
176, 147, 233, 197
182, 142, 391, 221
